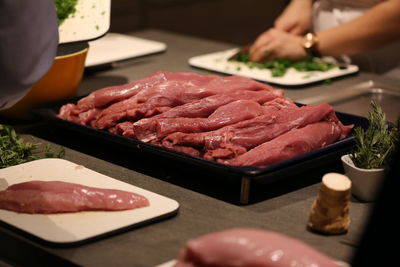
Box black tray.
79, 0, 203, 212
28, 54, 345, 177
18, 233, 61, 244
35, 101, 369, 203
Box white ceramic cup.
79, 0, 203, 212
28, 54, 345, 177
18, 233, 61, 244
341, 154, 385, 202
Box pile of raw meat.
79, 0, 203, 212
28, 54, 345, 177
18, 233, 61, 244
58, 71, 352, 168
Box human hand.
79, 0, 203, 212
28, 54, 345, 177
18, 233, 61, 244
249, 28, 308, 62
274, 0, 313, 35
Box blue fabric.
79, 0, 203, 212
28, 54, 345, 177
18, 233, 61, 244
0, 0, 59, 110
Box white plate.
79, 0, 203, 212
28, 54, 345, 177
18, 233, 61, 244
59, 0, 111, 44
188, 48, 358, 86
0, 159, 179, 245
85, 33, 167, 67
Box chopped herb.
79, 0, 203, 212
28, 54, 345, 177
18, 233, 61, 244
234, 52, 335, 77
0, 124, 65, 169
55, 0, 78, 25
95, 25, 99, 30
350, 102, 400, 169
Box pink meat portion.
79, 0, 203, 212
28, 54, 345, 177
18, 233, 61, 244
57, 71, 353, 168
175, 228, 339, 267
163, 103, 335, 161
136, 100, 267, 143
132, 90, 284, 142
58, 71, 222, 125
223, 121, 343, 168
93, 75, 276, 130
58, 71, 176, 123
154, 100, 264, 139
0, 181, 150, 214
78, 71, 173, 111
162, 98, 296, 147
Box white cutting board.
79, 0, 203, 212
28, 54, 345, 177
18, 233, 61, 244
0, 159, 179, 245
85, 33, 167, 67
189, 48, 359, 86
59, 0, 111, 44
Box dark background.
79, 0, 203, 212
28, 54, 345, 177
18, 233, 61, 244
109, 0, 288, 45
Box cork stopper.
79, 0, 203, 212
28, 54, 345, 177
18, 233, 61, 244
307, 173, 352, 234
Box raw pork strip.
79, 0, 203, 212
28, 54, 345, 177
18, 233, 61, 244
164, 103, 335, 161
162, 98, 296, 147
58, 71, 182, 124
77, 71, 219, 111
131, 90, 284, 142
175, 228, 339, 267
0, 181, 149, 214
93, 74, 277, 130
149, 100, 265, 141
223, 121, 344, 168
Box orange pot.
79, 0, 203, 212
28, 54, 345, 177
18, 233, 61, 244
0, 42, 88, 119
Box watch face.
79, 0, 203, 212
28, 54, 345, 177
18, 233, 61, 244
303, 33, 318, 52
304, 42, 313, 49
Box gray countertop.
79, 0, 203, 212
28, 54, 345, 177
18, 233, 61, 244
1, 29, 395, 267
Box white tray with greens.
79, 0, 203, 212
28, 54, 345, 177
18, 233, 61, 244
188, 48, 359, 86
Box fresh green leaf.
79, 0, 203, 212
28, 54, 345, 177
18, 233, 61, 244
234, 53, 335, 77
0, 124, 64, 169
55, 0, 78, 25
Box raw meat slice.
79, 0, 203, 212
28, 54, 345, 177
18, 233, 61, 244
132, 90, 285, 142
57, 71, 173, 123
142, 100, 265, 143
58, 71, 221, 124
163, 103, 334, 161
93, 74, 278, 130
175, 228, 339, 267
77, 71, 173, 111
223, 121, 343, 167
0, 181, 150, 214
156, 100, 264, 137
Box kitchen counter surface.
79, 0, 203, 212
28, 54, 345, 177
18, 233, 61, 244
1, 29, 397, 267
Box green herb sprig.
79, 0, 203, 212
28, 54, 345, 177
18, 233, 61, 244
55, 0, 78, 25
350, 101, 400, 169
234, 53, 335, 77
0, 124, 65, 169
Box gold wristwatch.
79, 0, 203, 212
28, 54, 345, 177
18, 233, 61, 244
303, 32, 321, 57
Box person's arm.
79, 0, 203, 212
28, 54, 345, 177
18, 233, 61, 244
249, 0, 400, 62
317, 0, 400, 56
274, 0, 313, 35
0, 0, 59, 110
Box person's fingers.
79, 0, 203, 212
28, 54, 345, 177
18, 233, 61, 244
249, 30, 274, 61
250, 42, 276, 62
288, 26, 304, 36
274, 19, 296, 33
260, 44, 279, 62
249, 45, 266, 62
249, 32, 269, 54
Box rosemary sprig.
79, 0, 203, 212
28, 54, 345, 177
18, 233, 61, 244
350, 101, 400, 169
0, 124, 65, 169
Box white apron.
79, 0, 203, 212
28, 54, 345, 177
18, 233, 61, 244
313, 0, 400, 79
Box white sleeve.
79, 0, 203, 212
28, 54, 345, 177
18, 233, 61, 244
0, 0, 59, 110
